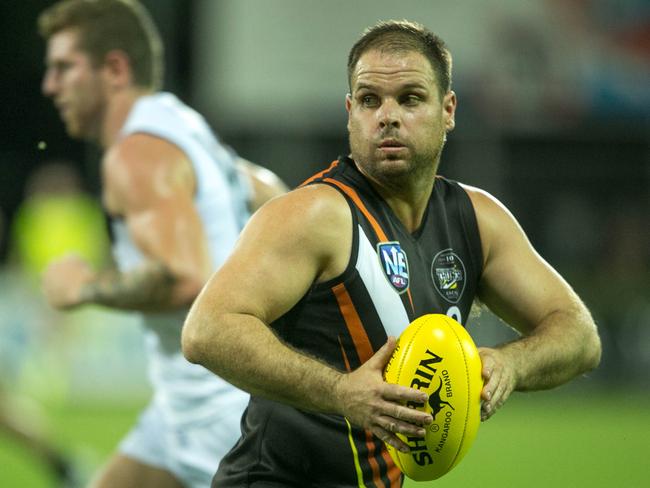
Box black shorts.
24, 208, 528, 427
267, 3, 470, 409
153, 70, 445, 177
212, 396, 402, 488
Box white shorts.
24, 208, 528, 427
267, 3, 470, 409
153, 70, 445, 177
119, 400, 243, 488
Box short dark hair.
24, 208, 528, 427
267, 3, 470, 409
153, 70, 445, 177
38, 0, 163, 91
347, 20, 452, 97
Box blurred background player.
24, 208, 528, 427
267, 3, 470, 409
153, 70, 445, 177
12, 161, 110, 279
0, 160, 109, 488
37, 1, 286, 487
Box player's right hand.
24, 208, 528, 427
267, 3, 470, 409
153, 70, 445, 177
334, 337, 433, 452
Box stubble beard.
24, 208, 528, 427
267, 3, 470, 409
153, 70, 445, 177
351, 131, 446, 194
64, 100, 104, 143
63, 115, 84, 140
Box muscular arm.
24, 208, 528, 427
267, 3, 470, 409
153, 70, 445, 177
85, 154, 288, 309
43, 134, 212, 312
184, 186, 345, 404
464, 185, 601, 419
182, 185, 432, 451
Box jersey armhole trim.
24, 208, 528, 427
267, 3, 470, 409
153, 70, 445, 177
309, 182, 360, 294
455, 182, 485, 282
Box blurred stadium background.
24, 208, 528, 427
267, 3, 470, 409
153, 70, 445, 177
1, 0, 648, 486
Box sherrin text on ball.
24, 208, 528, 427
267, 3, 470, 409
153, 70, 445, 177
383, 314, 482, 481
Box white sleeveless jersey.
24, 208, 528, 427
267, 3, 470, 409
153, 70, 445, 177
111, 93, 250, 426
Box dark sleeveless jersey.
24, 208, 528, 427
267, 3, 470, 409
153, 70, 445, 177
213, 156, 483, 488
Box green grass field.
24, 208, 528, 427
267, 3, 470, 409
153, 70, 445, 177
1, 388, 648, 487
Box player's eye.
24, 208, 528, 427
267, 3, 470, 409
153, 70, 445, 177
360, 94, 379, 107
50, 61, 73, 75
401, 94, 421, 106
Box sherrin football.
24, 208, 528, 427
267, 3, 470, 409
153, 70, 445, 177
383, 314, 482, 481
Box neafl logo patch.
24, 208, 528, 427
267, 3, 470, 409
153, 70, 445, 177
431, 249, 466, 303
377, 241, 409, 293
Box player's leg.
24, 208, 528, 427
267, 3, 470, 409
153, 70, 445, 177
97, 402, 185, 488
170, 403, 246, 488
90, 454, 184, 488
0, 393, 79, 485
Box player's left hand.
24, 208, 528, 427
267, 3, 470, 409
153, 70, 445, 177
42, 254, 96, 310
478, 347, 517, 421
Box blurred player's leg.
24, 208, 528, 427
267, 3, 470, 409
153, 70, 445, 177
91, 454, 184, 488
0, 393, 81, 487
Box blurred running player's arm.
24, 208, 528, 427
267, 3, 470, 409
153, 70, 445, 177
182, 184, 433, 453
236, 157, 289, 212
42, 134, 212, 312
463, 185, 601, 421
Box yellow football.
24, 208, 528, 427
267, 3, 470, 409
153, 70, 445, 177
383, 314, 482, 481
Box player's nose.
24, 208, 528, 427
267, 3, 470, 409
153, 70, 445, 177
377, 99, 401, 129
41, 69, 58, 97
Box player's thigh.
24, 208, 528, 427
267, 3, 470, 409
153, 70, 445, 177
90, 453, 185, 488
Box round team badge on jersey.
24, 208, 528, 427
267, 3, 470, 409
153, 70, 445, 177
377, 241, 410, 294
431, 249, 466, 303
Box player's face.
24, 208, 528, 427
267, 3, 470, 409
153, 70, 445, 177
346, 49, 456, 188
42, 29, 106, 141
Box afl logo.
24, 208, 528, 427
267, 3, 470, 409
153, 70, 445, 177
431, 249, 466, 304
377, 242, 410, 294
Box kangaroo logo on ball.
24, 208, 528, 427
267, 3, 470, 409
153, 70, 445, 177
429, 378, 454, 420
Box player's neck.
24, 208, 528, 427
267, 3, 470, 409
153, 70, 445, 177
359, 167, 435, 233
357, 158, 439, 234
100, 87, 152, 149
380, 180, 435, 234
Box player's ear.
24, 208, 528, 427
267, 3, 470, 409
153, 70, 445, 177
345, 93, 352, 113
443, 90, 457, 132
102, 49, 132, 89
346, 93, 353, 133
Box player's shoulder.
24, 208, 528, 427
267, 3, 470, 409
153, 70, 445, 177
105, 133, 187, 177
458, 183, 528, 263
103, 133, 193, 212
248, 183, 352, 249
459, 183, 498, 206
259, 183, 349, 225
458, 183, 517, 223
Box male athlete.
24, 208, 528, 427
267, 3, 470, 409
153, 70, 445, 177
182, 20, 602, 487
38, 1, 285, 487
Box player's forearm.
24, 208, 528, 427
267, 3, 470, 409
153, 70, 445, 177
79, 261, 200, 311
182, 311, 344, 414
500, 304, 601, 391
